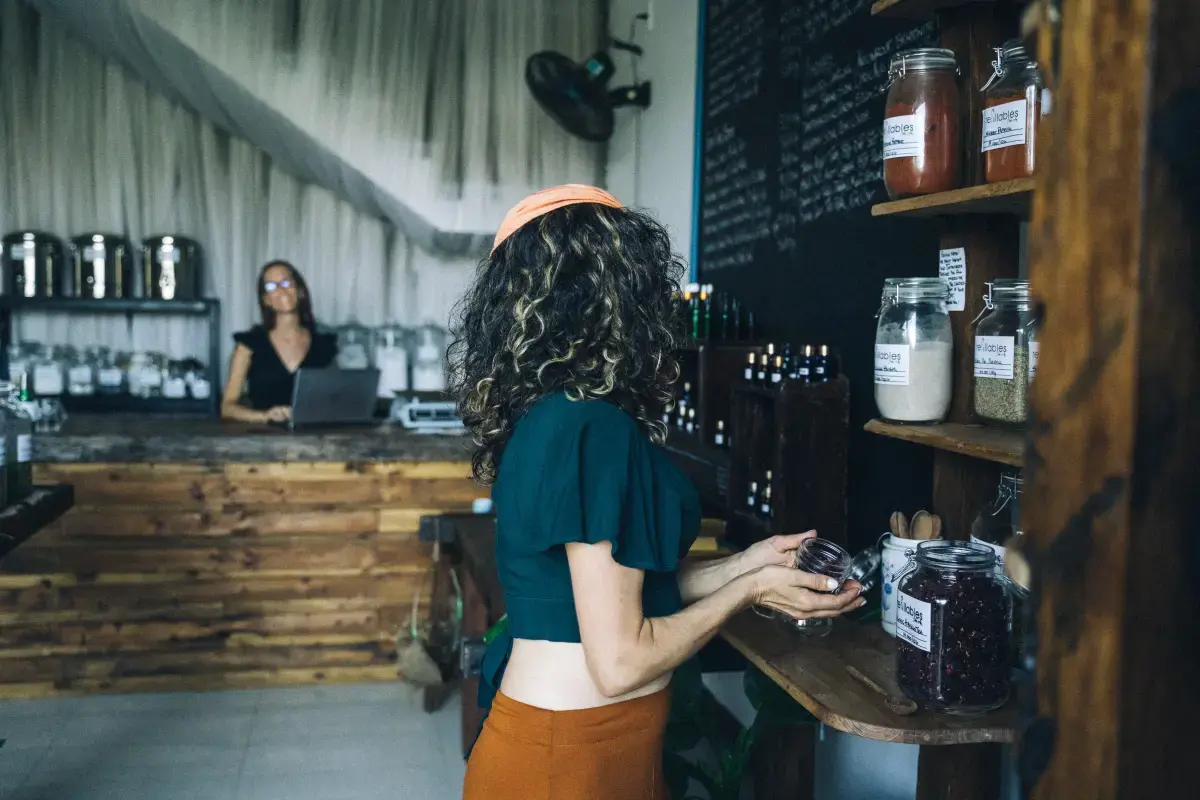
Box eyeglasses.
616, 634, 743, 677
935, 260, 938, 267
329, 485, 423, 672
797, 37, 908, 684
263, 279, 294, 293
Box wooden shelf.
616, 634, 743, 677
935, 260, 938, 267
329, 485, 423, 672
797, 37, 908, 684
0, 485, 75, 561
721, 611, 1017, 745
871, 0, 1020, 19
865, 419, 1024, 467
871, 179, 1034, 219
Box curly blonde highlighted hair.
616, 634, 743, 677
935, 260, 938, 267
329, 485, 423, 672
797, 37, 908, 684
448, 203, 686, 483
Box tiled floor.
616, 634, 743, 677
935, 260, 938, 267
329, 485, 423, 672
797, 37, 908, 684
0, 683, 466, 800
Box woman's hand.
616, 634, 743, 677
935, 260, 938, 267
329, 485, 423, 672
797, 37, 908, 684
737, 530, 818, 573
264, 405, 292, 423
749, 565, 864, 620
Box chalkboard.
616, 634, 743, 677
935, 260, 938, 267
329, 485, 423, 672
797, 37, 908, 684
695, 0, 944, 546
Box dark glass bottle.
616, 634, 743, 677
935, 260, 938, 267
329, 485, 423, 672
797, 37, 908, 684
720, 295, 736, 341
676, 381, 692, 429
756, 353, 769, 386
758, 470, 774, 520
744, 352, 757, 383
713, 420, 727, 449
746, 480, 758, 513
793, 345, 813, 383
770, 355, 785, 388
685, 407, 696, 436
813, 345, 832, 382
700, 284, 714, 341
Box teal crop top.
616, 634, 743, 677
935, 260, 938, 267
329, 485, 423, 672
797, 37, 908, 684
475, 392, 701, 719
493, 391, 702, 639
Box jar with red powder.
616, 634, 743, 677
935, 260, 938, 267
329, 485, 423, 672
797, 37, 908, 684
882, 48, 962, 199
981, 40, 1047, 183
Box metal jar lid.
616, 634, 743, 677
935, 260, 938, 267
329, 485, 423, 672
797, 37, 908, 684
889, 47, 959, 80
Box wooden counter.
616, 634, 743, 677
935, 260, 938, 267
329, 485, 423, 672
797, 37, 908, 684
0, 418, 479, 699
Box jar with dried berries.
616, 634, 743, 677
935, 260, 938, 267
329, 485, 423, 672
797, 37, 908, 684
981, 39, 1047, 183
895, 541, 1011, 714
883, 48, 962, 198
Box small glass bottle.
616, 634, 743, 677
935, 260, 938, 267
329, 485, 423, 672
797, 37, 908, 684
713, 420, 727, 449
745, 480, 758, 513
0, 380, 35, 501
744, 352, 757, 383
676, 382, 692, 430
793, 345, 813, 382
163, 360, 189, 399
973, 279, 1037, 427
685, 407, 697, 436
782, 537, 852, 638
981, 39, 1047, 183
896, 541, 1011, 714
874, 278, 953, 424
95, 347, 124, 395
813, 345, 832, 382
756, 353, 769, 386
883, 48, 962, 198
770, 355, 785, 387
758, 470, 774, 520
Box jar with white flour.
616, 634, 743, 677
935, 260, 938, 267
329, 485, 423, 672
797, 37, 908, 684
874, 277, 953, 424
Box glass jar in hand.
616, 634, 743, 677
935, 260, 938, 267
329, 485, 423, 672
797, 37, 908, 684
883, 48, 962, 198
780, 537, 852, 638
982, 39, 1047, 183
895, 541, 1011, 714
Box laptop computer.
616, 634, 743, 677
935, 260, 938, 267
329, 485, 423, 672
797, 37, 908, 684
288, 367, 381, 429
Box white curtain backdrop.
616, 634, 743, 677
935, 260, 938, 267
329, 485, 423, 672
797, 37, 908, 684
0, 0, 606, 372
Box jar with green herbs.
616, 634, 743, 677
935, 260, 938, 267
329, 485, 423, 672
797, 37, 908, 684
973, 279, 1037, 426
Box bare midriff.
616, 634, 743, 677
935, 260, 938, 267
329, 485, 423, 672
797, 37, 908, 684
500, 638, 672, 711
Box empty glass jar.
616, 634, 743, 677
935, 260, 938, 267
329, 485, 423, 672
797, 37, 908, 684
874, 278, 953, 424
896, 541, 1011, 714
780, 537, 853, 638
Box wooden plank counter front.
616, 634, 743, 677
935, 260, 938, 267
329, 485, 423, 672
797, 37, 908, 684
0, 416, 479, 699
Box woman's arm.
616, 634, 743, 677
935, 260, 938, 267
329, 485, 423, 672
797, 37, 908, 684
220, 344, 268, 423
567, 541, 864, 697
677, 531, 818, 604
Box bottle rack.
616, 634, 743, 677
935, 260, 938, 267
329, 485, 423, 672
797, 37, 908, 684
676, 341, 762, 445
725, 376, 849, 550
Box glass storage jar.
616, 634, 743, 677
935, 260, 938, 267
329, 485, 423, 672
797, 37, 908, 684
874, 278, 953, 424
95, 347, 124, 395
973, 279, 1037, 426
883, 48, 962, 198
896, 541, 1011, 714
163, 360, 189, 399
337, 323, 374, 370
411, 326, 448, 392
66, 346, 95, 396
779, 538, 853, 638
969, 471, 1022, 578
982, 39, 1047, 183
31, 345, 65, 397
374, 325, 410, 398
0, 380, 34, 501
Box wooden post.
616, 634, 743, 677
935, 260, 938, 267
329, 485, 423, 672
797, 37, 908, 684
1024, 0, 1200, 797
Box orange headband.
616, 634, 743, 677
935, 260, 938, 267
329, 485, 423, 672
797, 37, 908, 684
491, 184, 623, 254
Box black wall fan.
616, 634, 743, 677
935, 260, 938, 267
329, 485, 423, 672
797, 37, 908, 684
526, 40, 651, 143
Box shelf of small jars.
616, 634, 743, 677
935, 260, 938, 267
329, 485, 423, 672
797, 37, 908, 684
864, 419, 1025, 467
721, 611, 1017, 745
871, 0, 1022, 19
870, 178, 1034, 219
0, 297, 213, 314
0, 484, 74, 561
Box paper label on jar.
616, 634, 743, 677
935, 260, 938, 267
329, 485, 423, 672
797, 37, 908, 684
938, 248, 967, 312
17, 434, 31, 463
874, 344, 910, 386
163, 378, 188, 399
33, 365, 64, 396
98, 367, 123, 387
970, 535, 1008, 576
896, 591, 932, 652
1028, 341, 1040, 383
68, 365, 92, 384
982, 100, 1028, 152
882, 114, 922, 160
974, 335, 1016, 380
1040, 88, 1053, 116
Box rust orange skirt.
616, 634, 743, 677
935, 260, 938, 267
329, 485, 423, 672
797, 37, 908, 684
462, 688, 672, 800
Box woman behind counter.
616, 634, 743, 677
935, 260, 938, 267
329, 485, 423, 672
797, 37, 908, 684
221, 260, 338, 423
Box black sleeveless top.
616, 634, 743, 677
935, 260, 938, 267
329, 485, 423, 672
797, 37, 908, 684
232, 325, 338, 410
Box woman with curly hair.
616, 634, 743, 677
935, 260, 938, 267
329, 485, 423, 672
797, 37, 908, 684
453, 185, 864, 799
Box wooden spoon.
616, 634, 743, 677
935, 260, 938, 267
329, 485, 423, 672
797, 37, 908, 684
893, 511, 910, 539
911, 510, 936, 540
928, 514, 944, 540
846, 665, 918, 716
889, 511, 904, 539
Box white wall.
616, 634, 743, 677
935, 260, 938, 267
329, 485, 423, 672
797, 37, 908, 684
605, 0, 700, 269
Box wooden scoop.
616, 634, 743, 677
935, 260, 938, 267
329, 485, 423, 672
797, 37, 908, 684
910, 510, 937, 540
889, 511, 909, 539
846, 665, 918, 716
